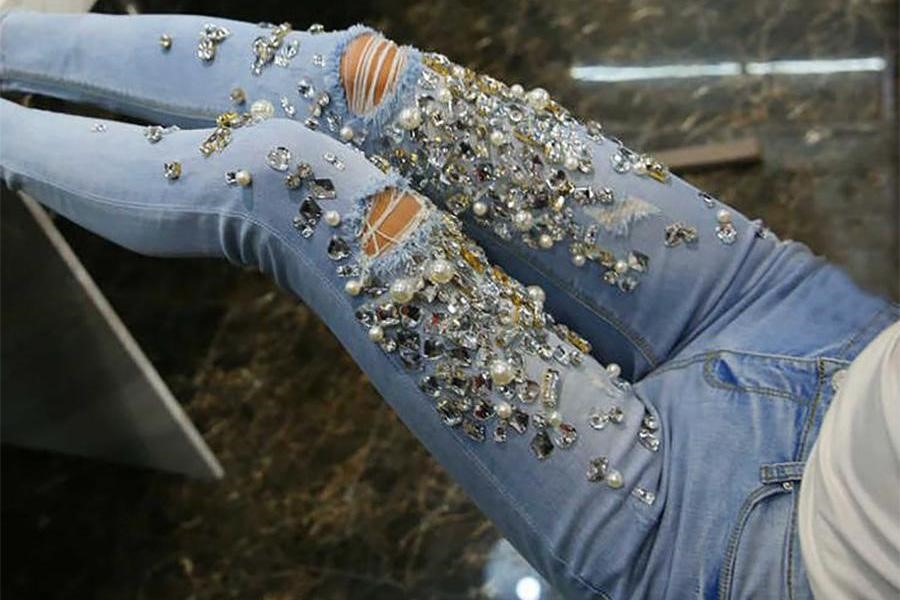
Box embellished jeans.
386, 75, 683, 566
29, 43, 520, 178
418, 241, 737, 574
1, 12, 896, 600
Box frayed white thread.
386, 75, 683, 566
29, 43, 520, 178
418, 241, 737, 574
584, 196, 660, 237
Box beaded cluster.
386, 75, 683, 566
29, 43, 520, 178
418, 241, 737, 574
357, 54, 674, 291
315, 189, 591, 459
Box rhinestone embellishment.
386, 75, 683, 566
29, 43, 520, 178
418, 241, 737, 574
197, 23, 231, 62
265, 146, 293, 171
163, 161, 182, 180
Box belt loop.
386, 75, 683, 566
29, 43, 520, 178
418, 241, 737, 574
759, 462, 805, 484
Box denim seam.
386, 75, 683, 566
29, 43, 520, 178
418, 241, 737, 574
717, 483, 790, 600
646, 348, 850, 381
1, 67, 221, 121
786, 483, 801, 600
837, 303, 898, 360
471, 228, 660, 371
9, 169, 613, 600
796, 360, 826, 461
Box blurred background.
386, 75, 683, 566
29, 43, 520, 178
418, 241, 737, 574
2, 1, 897, 598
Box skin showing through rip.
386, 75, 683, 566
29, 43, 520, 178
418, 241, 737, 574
362, 189, 423, 257
340, 34, 404, 116
341, 37, 419, 257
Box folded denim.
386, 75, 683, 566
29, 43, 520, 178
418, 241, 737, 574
1, 12, 896, 600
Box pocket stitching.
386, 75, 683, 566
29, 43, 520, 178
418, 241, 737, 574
718, 483, 791, 600
703, 354, 799, 402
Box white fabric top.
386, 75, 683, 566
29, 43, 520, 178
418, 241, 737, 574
799, 321, 900, 599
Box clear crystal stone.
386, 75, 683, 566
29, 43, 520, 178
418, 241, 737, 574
586, 457, 609, 482
436, 399, 463, 427
554, 423, 578, 448
419, 375, 441, 397
266, 146, 292, 171
298, 198, 322, 225
632, 487, 656, 505
530, 430, 554, 460
508, 408, 529, 434
716, 223, 738, 245
310, 178, 336, 199
463, 419, 486, 442
472, 399, 496, 420
326, 236, 351, 261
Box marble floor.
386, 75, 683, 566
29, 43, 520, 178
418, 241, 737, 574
2, 1, 897, 599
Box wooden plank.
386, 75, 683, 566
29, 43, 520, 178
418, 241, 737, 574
1, 192, 224, 479
654, 137, 763, 172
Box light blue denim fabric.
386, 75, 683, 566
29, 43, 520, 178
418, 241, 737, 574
1, 12, 896, 600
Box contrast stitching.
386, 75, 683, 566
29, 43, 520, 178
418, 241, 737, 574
796, 360, 826, 461
717, 484, 789, 599
702, 354, 800, 403
837, 304, 898, 360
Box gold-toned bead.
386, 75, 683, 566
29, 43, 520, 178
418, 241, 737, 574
460, 247, 486, 273
216, 111, 241, 127
566, 331, 592, 354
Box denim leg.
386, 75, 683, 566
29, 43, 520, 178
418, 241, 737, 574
0, 11, 374, 129
2, 12, 891, 379
0, 97, 668, 599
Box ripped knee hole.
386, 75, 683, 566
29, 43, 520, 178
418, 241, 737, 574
361, 188, 425, 257
340, 33, 406, 115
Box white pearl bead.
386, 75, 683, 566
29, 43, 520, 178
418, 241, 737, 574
250, 99, 275, 120
606, 469, 624, 489
368, 325, 384, 342
397, 107, 422, 130
717, 209, 732, 224
538, 233, 554, 249
436, 87, 453, 103
509, 83, 524, 97
489, 130, 505, 146
389, 278, 415, 303
489, 359, 515, 386
234, 169, 252, 187
526, 285, 545, 304
472, 200, 489, 217
564, 155, 579, 171
496, 401, 513, 420
513, 210, 533, 231
344, 279, 362, 296
339, 125, 354, 141
606, 363, 621, 379
548, 411, 562, 427
324, 210, 341, 226
614, 260, 629, 274
427, 259, 456, 284
572, 254, 586, 267
525, 87, 549, 110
